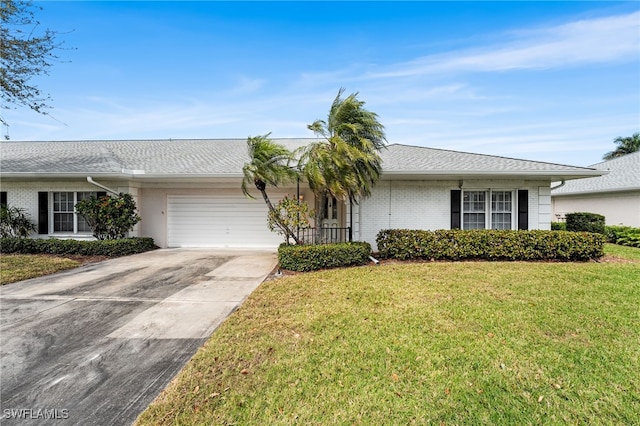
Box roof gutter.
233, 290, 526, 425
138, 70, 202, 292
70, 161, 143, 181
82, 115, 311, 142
87, 176, 119, 196
550, 180, 565, 191
380, 169, 605, 179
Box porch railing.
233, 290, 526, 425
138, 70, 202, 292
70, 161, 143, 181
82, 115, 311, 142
296, 227, 352, 245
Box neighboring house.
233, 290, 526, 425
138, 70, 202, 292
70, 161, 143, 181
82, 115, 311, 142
0, 139, 603, 250
551, 151, 640, 227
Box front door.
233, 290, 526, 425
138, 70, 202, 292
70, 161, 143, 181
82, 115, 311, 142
321, 195, 339, 228
319, 195, 342, 243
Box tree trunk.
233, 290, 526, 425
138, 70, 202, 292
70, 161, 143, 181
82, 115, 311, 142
315, 191, 327, 244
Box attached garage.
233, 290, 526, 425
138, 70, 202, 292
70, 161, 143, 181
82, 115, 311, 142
166, 195, 284, 248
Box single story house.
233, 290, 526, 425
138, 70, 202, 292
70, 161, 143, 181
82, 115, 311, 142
0, 139, 604, 250
551, 151, 640, 227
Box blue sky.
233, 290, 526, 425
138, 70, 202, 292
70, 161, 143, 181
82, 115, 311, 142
4, 1, 639, 166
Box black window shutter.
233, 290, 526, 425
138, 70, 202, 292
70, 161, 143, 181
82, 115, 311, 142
518, 190, 528, 230
38, 192, 49, 234
0, 191, 7, 207
451, 190, 461, 229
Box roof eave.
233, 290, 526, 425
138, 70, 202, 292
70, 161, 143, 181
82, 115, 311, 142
551, 186, 640, 196
380, 170, 606, 180
0, 172, 129, 180
0, 172, 245, 180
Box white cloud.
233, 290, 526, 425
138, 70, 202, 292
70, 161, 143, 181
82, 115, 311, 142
365, 11, 640, 78
4, 9, 637, 168
227, 77, 266, 95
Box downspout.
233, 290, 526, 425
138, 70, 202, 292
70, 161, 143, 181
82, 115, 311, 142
349, 197, 353, 242
550, 180, 565, 191
87, 176, 119, 196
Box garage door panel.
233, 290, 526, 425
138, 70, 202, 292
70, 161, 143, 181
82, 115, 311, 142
167, 195, 285, 248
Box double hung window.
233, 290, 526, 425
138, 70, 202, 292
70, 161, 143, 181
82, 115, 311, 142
491, 191, 512, 230
52, 191, 98, 233
462, 190, 514, 230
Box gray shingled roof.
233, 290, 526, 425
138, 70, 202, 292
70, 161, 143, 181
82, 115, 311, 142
551, 151, 640, 195
381, 144, 598, 176
0, 139, 601, 180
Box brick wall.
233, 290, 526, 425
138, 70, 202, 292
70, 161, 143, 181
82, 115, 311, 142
1, 179, 135, 238
358, 180, 454, 247
357, 179, 552, 250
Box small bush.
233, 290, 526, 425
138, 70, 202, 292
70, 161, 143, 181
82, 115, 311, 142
604, 225, 630, 243
278, 242, 371, 272
376, 229, 605, 262
0, 205, 36, 238
75, 193, 141, 240
0, 237, 158, 257
565, 212, 605, 234
605, 225, 640, 248
551, 222, 566, 231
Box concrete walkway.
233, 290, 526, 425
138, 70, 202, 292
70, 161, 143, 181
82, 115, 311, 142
0, 249, 277, 425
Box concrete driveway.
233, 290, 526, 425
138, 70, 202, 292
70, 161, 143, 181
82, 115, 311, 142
0, 249, 277, 425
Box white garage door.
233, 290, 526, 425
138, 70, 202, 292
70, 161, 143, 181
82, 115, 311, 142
167, 195, 284, 248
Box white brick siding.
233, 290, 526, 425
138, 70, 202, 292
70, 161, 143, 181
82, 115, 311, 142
359, 180, 454, 248
2, 178, 553, 247
1, 180, 134, 238
358, 179, 552, 250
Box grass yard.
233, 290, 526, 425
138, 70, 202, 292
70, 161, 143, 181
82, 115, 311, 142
604, 242, 640, 261
137, 244, 640, 425
0, 254, 81, 285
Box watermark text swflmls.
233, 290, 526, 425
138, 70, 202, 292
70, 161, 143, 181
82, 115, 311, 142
3, 408, 69, 420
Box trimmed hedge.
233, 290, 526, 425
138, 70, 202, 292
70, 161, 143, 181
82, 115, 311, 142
376, 229, 605, 262
605, 225, 640, 248
0, 237, 158, 257
278, 242, 372, 272
551, 222, 567, 231
566, 212, 605, 234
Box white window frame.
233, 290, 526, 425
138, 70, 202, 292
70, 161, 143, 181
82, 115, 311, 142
462, 189, 516, 230
50, 191, 98, 234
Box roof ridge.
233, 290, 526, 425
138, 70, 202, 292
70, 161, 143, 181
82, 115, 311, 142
588, 151, 640, 168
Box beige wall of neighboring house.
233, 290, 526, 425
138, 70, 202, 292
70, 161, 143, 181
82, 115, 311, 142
552, 191, 640, 227
551, 152, 640, 228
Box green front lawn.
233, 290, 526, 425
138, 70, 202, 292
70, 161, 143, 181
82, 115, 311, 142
0, 254, 81, 285
136, 244, 640, 425
604, 242, 640, 261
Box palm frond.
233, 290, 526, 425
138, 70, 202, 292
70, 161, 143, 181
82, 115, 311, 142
603, 132, 640, 160
301, 88, 386, 203
241, 134, 297, 198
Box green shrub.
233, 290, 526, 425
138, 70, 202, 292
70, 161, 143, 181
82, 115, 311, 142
617, 232, 640, 248
75, 193, 141, 240
604, 225, 630, 243
565, 212, 605, 234
376, 229, 605, 262
278, 242, 371, 272
0, 237, 158, 257
0, 205, 36, 238
551, 222, 567, 231
604, 226, 640, 248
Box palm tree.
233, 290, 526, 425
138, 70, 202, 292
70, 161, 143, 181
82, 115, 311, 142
242, 134, 301, 244
300, 88, 387, 231
603, 132, 640, 160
